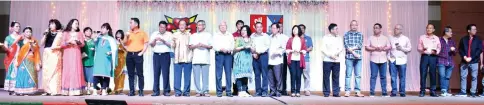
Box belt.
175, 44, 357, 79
128, 51, 142, 55
421, 54, 437, 56
153, 52, 170, 55
258, 52, 268, 55
215, 51, 231, 55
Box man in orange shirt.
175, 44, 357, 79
124, 18, 149, 96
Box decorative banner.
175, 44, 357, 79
164, 14, 198, 34
250, 14, 283, 34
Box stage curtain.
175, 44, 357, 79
10, 1, 427, 92
328, 1, 428, 91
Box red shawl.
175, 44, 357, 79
286, 37, 307, 69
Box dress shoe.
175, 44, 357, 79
151, 92, 160, 96
128, 90, 135, 96
138, 90, 144, 96
419, 91, 425, 97
226, 93, 233, 97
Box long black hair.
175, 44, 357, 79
240, 25, 252, 38
48, 19, 62, 31
64, 19, 80, 32
101, 23, 113, 37
115, 30, 125, 40
291, 25, 303, 37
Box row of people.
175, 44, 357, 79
2, 18, 481, 98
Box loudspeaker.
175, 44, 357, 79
85, 99, 127, 105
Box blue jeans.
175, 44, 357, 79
215, 53, 233, 95
389, 62, 406, 95
460, 63, 478, 94
370, 62, 387, 96
174, 63, 192, 95
438, 64, 453, 93
419, 55, 437, 92
289, 61, 303, 94
345, 59, 362, 92
253, 53, 269, 95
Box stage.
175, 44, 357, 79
1, 90, 484, 105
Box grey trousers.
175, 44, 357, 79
193, 64, 210, 94
269, 64, 283, 93
303, 62, 311, 91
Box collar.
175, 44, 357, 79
131, 29, 140, 34
425, 34, 436, 39
271, 33, 279, 38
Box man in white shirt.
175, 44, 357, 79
212, 21, 235, 97
189, 20, 212, 97
321, 23, 344, 97
268, 23, 288, 97
388, 24, 411, 97
251, 22, 271, 97
149, 21, 173, 96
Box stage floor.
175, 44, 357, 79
1, 91, 484, 105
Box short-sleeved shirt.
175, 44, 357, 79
190, 31, 212, 64
303, 35, 313, 62
149, 31, 173, 53
126, 30, 149, 52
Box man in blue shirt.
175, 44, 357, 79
299, 24, 313, 96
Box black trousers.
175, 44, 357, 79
126, 51, 144, 91
94, 76, 111, 90
323, 62, 340, 96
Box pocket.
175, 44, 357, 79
135, 56, 144, 63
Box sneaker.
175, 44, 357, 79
296, 93, 301, 97
344, 91, 350, 97
455, 93, 467, 97
195, 93, 203, 97
471, 93, 477, 98
446, 93, 453, 97
369, 95, 375, 97
355, 92, 365, 97
92, 90, 99, 96
102, 89, 108, 96
204, 93, 211, 97
291, 93, 296, 97
390, 94, 397, 97
305, 91, 311, 96
382, 95, 390, 97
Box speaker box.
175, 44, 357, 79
85, 99, 127, 105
